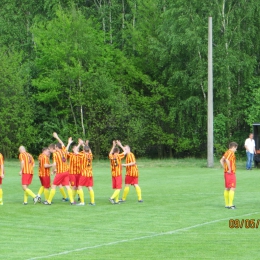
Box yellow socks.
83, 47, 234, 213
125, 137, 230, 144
229, 190, 235, 207
72, 189, 77, 199
135, 186, 142, 201
67, 188, 74, 203
37, 186, 44, 197
44, 189, 50, 201
224, 190, 229, 207
59, 187, 67, 199
78, 189, 84, 203
89, 189, 95, 204
122, 186, 130, 201
47, 189, 56, 203
24, 191, 28, 203
111, 189, 120, 203
0, 189, 3, 204
25, 188, 36, 198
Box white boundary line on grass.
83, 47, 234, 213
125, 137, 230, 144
27, 211, 259, 260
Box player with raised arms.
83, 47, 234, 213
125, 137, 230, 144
77, 140, 95, 206
44, 133, 75, 205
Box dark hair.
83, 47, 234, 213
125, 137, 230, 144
113, 147, 119, 154
56, 143, 62, 149
229, 142, 238, 149
48, 144, 55, 150
84, 145, 90, 152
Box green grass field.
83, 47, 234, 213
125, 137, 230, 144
0, 158, 259, 260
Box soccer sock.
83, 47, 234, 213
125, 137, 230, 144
72, 189, 77, 199
44, 189, 50, 201
48, 189, 56, 203
135, 186, 142, 201
59, 187, 67, 199
37, 186, 44, 197
89, 189, 95, 204
229, 190, 235, 207
78, 189, 84, 203
115, 193, 119, 203
0, 189, 3, 202
122, 186, 130, 201
25, 188, 36, 198
111, 189, 120, 202
24, 191, 28, 203
67, 188, 74, 203
224, 190, 229, 206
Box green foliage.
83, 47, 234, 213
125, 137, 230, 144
0, 48, 37, 157
214, 113, 229, 157
0, 0, 260, 158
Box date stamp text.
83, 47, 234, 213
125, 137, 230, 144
229, 219, 260, 229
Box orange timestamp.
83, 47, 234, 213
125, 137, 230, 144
229, 219, 260, 229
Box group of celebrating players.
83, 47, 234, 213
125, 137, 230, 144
0, 132, 143, 206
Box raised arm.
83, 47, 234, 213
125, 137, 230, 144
116, 140, 128, 155
53, 132, 65, 147
109, 140, 116, 155
85, 140, 92, 153
116, 140, 124, 150
66, 137, 73, 151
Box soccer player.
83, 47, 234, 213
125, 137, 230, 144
108, 140, 127, 204
77, 140, 95, 206
220, 142, 238, 210
37, 147, 53, 203
49, 143, 69, 202
18, 146, 39, 205
116, 141, 143, 203
67, 140, 83, 200
43, 133, 75, 205
0, 152, 4, 205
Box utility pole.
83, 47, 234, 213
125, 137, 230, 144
207, 17, 214, 167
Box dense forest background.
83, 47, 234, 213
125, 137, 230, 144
0, 0, 259, 159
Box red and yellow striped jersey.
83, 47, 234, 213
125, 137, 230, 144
222, 149, 236, 173
53, 147, 69, 174
109, 153, 125, 177
81, 152, 93, 177
67, 152, 83, 175
19, 152, 34, 174
0, 153, 3, 166
125, 152, 139, 177
38, 153, 50, 177
0, 153, 4, 174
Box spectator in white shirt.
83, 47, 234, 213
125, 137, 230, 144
244, 133, 256, 170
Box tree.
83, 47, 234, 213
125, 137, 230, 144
0, 48, 36, 157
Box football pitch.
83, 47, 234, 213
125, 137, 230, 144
0, 159, 259, 260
